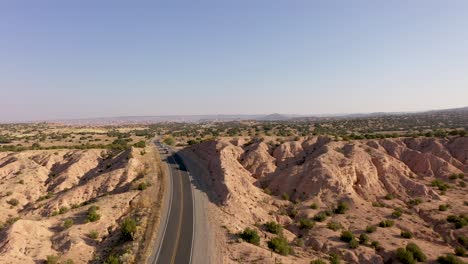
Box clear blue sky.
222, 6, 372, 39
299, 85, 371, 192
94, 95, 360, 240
1, 0, 467, 121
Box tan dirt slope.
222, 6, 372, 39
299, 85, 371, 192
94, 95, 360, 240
182, 136, 468, 264
0, 147, 155, 264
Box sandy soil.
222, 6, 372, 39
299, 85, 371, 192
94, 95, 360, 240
182, 136, 468, 263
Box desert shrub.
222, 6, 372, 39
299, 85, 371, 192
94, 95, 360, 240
457, 235, 468, 247
7, 198, 19, 206
447, 214, 468, 229
64, 259, 74, 264
121, 217, 137, 241
371, 241, 383, 251
239, 228, 260, 245
372, 201, 385, 207
263, 188, 272, 195
281, 193, 289, 201
431, 179, 450, 191
133, 141, 146, 148
349, 238, 359, 249
88, 230, 99, 239
265, 221, 282, 235
384, 193, 394, 200
267, 236, 291, 256
294, 237, 304, 247
379, 219, 395, 228
449, 174, 459, 180
299, 218, 315, 230
313, 212, 327, 222
392, 208, 403, 218
37, 192, 53, 201
18, 179, 24, 184
437, 254, 464, 264
6, 191, 12, 196
87, 206, 101, 222
454, 247, 466, 256
439, 204, 450, 211
366, 225, 377, 233
59, 206, 69, 214
287, 207, 298, 218
310, 203, 318, 209
46, 255, 59, 264
63, 219, 74, 229
310, 259, 326, 264
334, 201, 349, 214
359, 233, 369, 245
459, 173, 465, 179
137, 182, 149, 190
396, 248, 416, 264
327, 221, 342, 231
401, 230, 413, 239
329, 253, 341, 264
104, 254, 120, 264
408, 198, 423, 206
460, 181, 466, 187
340, 230, 354, 242
406, 243, 427, 262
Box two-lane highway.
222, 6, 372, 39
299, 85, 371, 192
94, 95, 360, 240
151, 143, 194, 264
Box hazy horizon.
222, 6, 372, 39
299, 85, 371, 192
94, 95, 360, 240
1, 1, 468, 121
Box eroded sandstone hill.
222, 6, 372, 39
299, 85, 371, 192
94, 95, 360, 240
182, 136, 468, 263
0, 147, 157, 263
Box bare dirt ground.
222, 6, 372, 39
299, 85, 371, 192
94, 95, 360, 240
0, 144, 161, 263
182, 136, 468, 263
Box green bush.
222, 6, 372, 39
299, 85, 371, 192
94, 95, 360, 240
334, 201, 349, 214
88, 230, 99, 239
437, 254, 464, 264
431, 179, 450, 191
137, 182, 149, 190
327, 221, 342, 231
267, 236, 291, 256
371, 241, 383, 251
454, 247, 466, 256
392, 209, 403, 218
366, 225, 377, 233
310, 259, 326, 264
340, 230, 354, 242
239, 228, 260, 245
45, 255, 59, 264
87, 206, 101, 222
439, 204, 450, 211
59, 206, 69, 214
133, 141, 146, 148
396, 248, 416, 264
447, 214, 468, 229
401, 230, 413, 239
121, 217, 137, 241
264, 221, 282, 235
349, 238, 359, 249
384, 193, 395, 200
104, 254, 120, 264
313, 212, 327, 222
310, 203, 318, 209
299, 218, 315, 230
449, 174, 459, 180
359, 233, 369, 245
457, 235, 468, 247
408, 198, 423, 206
329, 253, 341, 264
379, 219, 395, 228
281, 193, 289, 201
406, 243, 427, 262
7, 198, 19, 206
63, 219, 74, 229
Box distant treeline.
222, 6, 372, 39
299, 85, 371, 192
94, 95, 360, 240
0, 139, 146, 152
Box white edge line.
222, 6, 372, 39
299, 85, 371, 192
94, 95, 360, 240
153, 151, 173, 263
187, 156, 195, 264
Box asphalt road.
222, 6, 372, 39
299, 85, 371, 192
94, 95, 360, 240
152, 144, 194, 264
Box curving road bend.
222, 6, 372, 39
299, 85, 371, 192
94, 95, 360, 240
151, 143, 194, 264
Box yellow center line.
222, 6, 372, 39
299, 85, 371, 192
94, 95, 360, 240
170, 156, 184, 264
